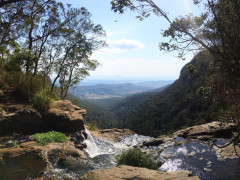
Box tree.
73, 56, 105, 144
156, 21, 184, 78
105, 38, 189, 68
0, 0, 24, 8
0, 0, 105, 100
111, 0, 240, 147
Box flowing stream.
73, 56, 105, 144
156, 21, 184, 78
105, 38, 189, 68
43, 132, 240, 179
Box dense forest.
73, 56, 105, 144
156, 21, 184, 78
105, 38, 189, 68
110, 51, 217, 136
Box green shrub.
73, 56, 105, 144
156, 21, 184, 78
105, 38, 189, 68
32, 88, 54, 110
85, 121, 99, 131
116, 148, 162, 170
32, 131, 68, 146
5, 71, 44, 100
12, 140, 20, 148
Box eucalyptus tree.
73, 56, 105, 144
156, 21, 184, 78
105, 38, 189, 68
0, 0, 105, 99
49, 6, 105, 99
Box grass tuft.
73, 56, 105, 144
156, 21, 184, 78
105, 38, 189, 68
32, 131, 68, 146
116, 148, 162, 170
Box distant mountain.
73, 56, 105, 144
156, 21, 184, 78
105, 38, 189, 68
110, 52, 218, 137
89, 85, 169, 111
71, 81, 173, 99
134, 80, 174, 89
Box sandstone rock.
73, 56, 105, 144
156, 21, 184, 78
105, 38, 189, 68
214, 144, 240, 160
58, 156, 88, 170
0, 151, 47, 180
90, 128, 135, 142
173, 121, 236, 140
75, 144, 87, 150
0, 89, 3, 95
44, 100, 86, 132
141, 137, 173, 147
20, 141, 86, 159
0, 147, 31, 158
80, 165, 199, 180
62, 144, 85, 158
0, 104, 43, 135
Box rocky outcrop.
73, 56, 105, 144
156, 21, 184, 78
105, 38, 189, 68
80, 165, 199, 180
44, 100, 86, 132
0, 104, 44, 135
173, 121, 237, 141
90, 128, 135, 142
0, 99, 86, 135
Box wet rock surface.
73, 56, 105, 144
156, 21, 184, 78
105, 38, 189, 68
0, 151, 47, 180
90, 128, 135, 142
80, 165, 199, 180
214, 143, 240, 160
141, 137, 173, 147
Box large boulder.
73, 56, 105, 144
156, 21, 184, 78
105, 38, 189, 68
0, 104, 43, 135
80, 165, 199, 180
44, 100, 86, 132
0, 151, 47, 180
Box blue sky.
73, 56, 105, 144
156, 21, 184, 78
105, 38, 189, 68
60, 0, 204, 81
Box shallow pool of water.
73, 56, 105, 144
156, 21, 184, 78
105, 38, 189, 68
160, 142, 240, 180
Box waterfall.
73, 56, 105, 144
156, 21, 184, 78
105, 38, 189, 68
83, 129, 100, 158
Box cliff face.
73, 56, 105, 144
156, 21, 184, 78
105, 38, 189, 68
0, 90, 86, 135
111, 51, 217, 136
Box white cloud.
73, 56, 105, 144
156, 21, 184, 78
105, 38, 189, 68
99, 39, 144, 53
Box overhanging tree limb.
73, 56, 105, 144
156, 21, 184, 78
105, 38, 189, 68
0, 0, 24, 7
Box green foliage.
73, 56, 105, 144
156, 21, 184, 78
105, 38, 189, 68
12, 140, 20, 148
0, 0, 105, 100
32, 88, 54, 111
66, 93, 118, 129
116, 148, 161, 170
32, 131, 68, 146
111, 0, 133, 13
187, 64, 198, 75
85, 121, 99, 131
4, 71, 43, 99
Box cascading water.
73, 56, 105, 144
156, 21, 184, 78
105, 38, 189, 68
83, 129, 100, 158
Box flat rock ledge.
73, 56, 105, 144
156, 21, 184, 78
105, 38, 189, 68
80, 165, 199, 180
90, 128, 135, 142
173, 121, 237, 140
